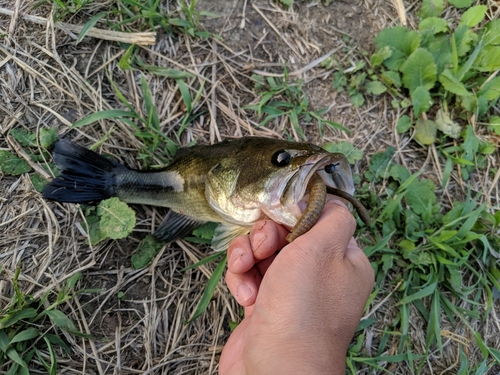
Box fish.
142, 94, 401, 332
42, 137, 369, 251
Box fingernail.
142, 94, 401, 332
252, 232, 267, 252
236, 284, 254, 304
229, 247, 245, 267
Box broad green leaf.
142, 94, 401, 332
400, 48, 437, 93
449, 0, 473, 8
370, 46, 392, 66
131, 235, 165, 269
419, 0, 444, 19
478, 77, 500, 101
192, 222, 218, 240
482, 19, 500, 46
168, 18, 191, 28
380, 70, 401, 88
459, 5, 487, 27
0, 308, 37, 329
406, 178, 437, 215
0, 329, 9, 352
396, 115, 412, 133
435, 108, 461, 139
427, 35, 452, 75
279, 0, 293, 6
419, 17, 448, 34
322, 141, 363, 164
488, 116, 500, 135
438, 69, 471, 96
350, 92, 364, 108
10, 328, 40, 344
45, 310, 77, 331
188, 255, 227, 322
97, 198, 136, 240
10, 128, 36, 147
411, 86, 432, 117
454, 25, 476, 57
0, 151, 31, 176
374, 27, 421, 71
414, 119, 437, 145
367, 146, 395, 181
461, 125, 479, 162
474, 46, 500, 72
7, 347, 26, 367
39, 127, 58, 148
77, 11, 107, 44
72, 110, 139, 128
364, 80, 387, 95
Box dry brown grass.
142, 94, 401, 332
1, 0, 499, 374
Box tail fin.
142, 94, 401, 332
42, 139, 126, 203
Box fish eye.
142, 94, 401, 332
325, 163, 338, 174
271, 150, 291, 167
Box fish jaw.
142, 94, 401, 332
261, 153, 354, 228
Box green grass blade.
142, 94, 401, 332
426, 290, 442, 353
10, 328, 40, 345
43, 336, 57, 375
140, 75, 160, 132
0, 329, 9, 352
76, 11, 107, 44
177, 79, 192, 113
182, 251, 226, 271
187, 255, 227, 322
398, 281, 437, 305
0, 308, 37, 329
72, 110, 139, 128
138, 63, 194, 79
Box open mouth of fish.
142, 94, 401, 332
264, 153, 369, 242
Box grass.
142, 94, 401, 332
0, 0, 499, 374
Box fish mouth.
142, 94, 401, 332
281, 153, 354, 207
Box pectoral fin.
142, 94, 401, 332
211, 223, 250, 252
154, 210, 205, 242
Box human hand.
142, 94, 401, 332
219, 198, 374, 375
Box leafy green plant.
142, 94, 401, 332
0, 269, 91, 374
347, 147, 500, 372
322, 56, 387, 108
72, 74, 188, 167
245, 69, 348, 139
3, 128, 59, 192
371, 4, 500, 144
83, 198, 136, 245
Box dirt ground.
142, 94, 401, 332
1, 0, 499, 374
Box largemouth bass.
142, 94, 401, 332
42, 137, 369, 251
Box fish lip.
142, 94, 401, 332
283, 153, 354, 205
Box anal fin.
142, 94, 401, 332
154, 211, 205, 242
